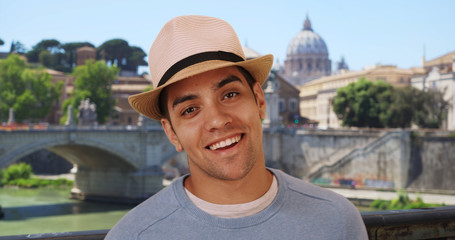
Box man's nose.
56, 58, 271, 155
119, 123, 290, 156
204, 103, 232, 131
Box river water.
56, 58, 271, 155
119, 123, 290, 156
0, 187, 133, 236
0, 186, 373, 236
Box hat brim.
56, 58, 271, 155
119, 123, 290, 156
129, 54, 273, 121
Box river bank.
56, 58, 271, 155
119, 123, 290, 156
0, 188, 132, 236
326, 187, 455, 206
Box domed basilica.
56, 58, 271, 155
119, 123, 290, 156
284, 16, 331, 86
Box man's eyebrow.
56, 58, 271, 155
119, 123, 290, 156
172, 94, 198, 109
171, 75, 242, 109
215, 75, 242, 90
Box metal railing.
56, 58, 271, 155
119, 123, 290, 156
363, 206, 455, 239
1, 206, 454, 240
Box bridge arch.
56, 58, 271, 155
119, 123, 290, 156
1, 137, 138, 171
0, 129, 183, 201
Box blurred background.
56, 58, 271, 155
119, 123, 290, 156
0, 0, 454, 236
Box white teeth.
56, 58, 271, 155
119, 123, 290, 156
209, 135, 241, 150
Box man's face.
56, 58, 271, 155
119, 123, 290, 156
161, 66, 267, 181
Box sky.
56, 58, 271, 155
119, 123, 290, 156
1, 0, 454, 73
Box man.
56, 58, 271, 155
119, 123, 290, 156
107, 15, 368, 239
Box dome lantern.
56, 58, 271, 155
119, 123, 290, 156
303, 16, 312, 31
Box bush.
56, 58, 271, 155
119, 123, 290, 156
15, 178, 41, 188
3, 177, 73, 188
1, 163, 73, 188
371, 199, 390, 210
370, 190, 445, 210
1, 163, 32, 184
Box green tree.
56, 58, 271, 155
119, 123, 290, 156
26, 39, 62, 63
39, 50, 54, 68
383, 86, 416, 128
97, 39, 147, 73
98, 39, 130, 69
62, 60, 118, 124
0, 54, 62, 122
125, 46, 147, 72
333, 78, 393, 128
25, 39, 70, 72
333, 79, 449, 129
0, 38, 4, 46
25, 40, 95, 72
10, 41, 27, 54
413, 88, 449, 128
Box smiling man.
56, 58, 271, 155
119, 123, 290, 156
106, 15, 367, 239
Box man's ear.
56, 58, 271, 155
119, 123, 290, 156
161, 118, 184, 152
253, 82, 267, 120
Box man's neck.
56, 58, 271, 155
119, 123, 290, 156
184, 162, 273, 204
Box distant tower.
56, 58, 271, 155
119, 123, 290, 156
77, 46, 96, 66
263, 71, 280, 128
336, 56, 349, 73
284, 15, 331, 86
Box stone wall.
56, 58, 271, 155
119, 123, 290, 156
264, 129, 383, 177
264, 128, 455, 192
407, 133, 455, 191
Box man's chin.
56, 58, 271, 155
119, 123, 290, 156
208, 165, 256, 182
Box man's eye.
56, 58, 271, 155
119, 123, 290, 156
182, 107, 196, 116
225, 92, 238, 99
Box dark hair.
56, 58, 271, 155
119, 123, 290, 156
158, 66, 257, 121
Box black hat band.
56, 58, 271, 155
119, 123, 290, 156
157, 51, 244, 87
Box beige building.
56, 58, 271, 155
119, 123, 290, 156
423, 51, 455, 74
45, 69, 74, 124
299, 65, 424, 129
111, 75, 152, 126
263, 73, 301, 126
76, 47, 96, 66
412, 52, 455, 130
244, 46, 301, 126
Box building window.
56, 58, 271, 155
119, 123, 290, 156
279, 99, 286, 112
289, 98, 298, 111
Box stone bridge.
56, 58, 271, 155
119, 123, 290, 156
1, 126, 454, 202
0, 125, 180, 202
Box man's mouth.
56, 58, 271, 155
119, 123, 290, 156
207, 134, 242, 151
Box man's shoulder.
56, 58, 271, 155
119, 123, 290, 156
106, 179, 182, 239
272, 169, 356, 210
272, 169, 367, 238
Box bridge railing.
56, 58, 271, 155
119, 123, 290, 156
1, 206, 454, 240
0, 123, 164, 132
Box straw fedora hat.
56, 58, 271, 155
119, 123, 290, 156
128, 15, 274, 120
